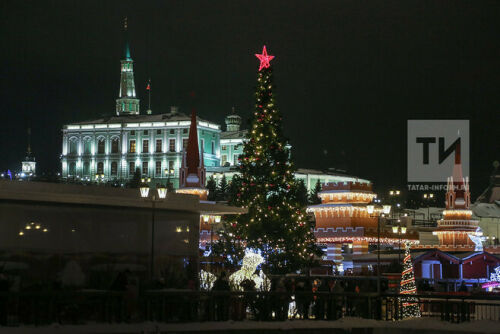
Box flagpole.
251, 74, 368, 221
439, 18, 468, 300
148, 78, 151, 111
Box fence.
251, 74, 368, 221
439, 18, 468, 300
0, 290, 499, 326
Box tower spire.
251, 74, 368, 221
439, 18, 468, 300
26, 127, 32, 156
22, 128, 36, 176
116, 17, 139, 115
177, 109, 208, 200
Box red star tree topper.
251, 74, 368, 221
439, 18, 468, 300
255, 45, 275, 71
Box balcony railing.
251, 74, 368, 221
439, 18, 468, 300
0, 290, 498, 325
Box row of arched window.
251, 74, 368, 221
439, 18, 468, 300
68, 138, 120, 155
67, 161, 119, 177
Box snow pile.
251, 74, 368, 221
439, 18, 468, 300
0, 318, 498, 334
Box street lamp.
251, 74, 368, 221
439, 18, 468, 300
392, 221, 407, 265
367, 204, 392, 294
389, 190, 400, 217
423, 193, 434, 221
140, 183, 168, 280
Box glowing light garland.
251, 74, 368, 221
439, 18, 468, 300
482, 266, 500, 291
255, 45, 275, 71
200, 269, 216, 291
399, 242, 421, 318
229, 250, 271, 291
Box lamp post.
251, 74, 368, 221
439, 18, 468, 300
423, 193, 434, 221
389, 190, 400, 218
392, 221, 407, 265
140, 182, 167, 280
367, 204, 391, 295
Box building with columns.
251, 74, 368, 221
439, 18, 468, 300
61, 28, 221, 187
219, 108, 246, 167
61, 22, 370, 193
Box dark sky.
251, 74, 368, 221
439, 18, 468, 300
1, 1, 498, 197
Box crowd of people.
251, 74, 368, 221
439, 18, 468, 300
210, 271, 378, 320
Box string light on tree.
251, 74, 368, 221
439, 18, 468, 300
213, 46, 322, 274
399, 243, 421, 319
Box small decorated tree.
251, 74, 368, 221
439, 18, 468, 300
399, 243, 421, 318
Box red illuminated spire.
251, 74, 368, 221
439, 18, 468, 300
186, 109, 200, 175
255, 45, 275, 71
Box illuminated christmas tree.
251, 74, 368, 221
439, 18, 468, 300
399, 243, 421, 318
214, 46, 322, 274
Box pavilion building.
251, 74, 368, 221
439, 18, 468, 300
433, 146, 479, 250
308, 181, 419, 270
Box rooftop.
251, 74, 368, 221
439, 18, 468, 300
0, 180, 244, 215
65, 112, 219, 129
220, 129, 248, 140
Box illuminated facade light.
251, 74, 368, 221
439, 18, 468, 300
215, 215, 221, 223
157, 186, 167, 199
383, 205, 392, 214
140, 186, 150, 198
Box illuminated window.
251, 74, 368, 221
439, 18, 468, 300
97, 139, 105, 154
182, 138, 188, 150
221, 155, 227, 166
83, 162, 90, 175
156, 139, 162, 152
155, 161, 161, 176
142, 140, 149, 153
169, 139, 176, 152
221, 145, 227, 151
84, 140, 91, 154
97, 162, 104, 174
69, 162, 76, 175
69, 140, 77, 155
142, 161, 148, 175
111, 138, 119, 153
111, 161, 118, 175
129, 161, 135, 174
129, 140, 136, 153
168, 160, 174, 175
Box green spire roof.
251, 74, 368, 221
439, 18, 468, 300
124, 40, 131, 60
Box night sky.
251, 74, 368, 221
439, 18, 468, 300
1, 1, 498, 197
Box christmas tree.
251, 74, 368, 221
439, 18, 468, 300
217, 175, 229, 201
214, 46, 322, 274
206, 176, 217, 201
399, 243, 421, 318
309, 180, 322, 204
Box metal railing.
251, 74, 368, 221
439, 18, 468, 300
0, 290, 499, 326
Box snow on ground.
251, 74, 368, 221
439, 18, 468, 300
0, 318, 499, 334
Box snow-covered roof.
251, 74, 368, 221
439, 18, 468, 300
472, 201, 500, 218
